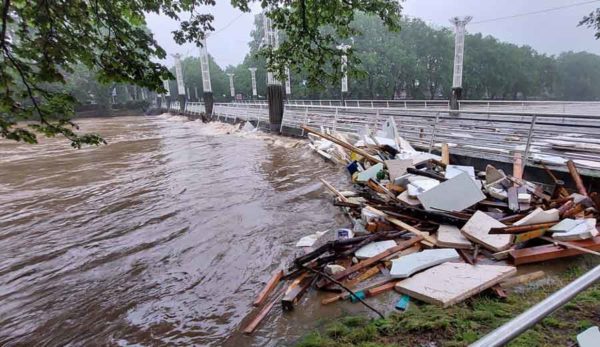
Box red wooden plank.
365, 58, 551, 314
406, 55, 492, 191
510, 236, 600, 265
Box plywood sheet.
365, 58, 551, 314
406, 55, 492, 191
390, 249, 459, 278
461, 211, 513, 252
436, 224, 472, 249
417, 173, 485, 212
395, 262, 516, 307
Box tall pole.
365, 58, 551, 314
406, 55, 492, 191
172, 53, 186, 113
450, 16, 472, 110
199, 36, 214, 117
285, 67, 291, 98
194, 86, 199, 101
162, 79, 171, 110
337, 44, 351, 105
227, 73, 235, 100
249, 67, 258, 99
263, 11, 285, 132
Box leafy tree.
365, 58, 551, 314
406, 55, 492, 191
554, 51, 600, 101
580, 8, 600, 39
0, 0, 402, 146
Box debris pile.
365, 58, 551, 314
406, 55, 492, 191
242, 118, 600, 334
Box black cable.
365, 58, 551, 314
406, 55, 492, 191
301, 265, 385, 319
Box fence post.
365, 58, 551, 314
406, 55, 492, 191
523, 114, 537, 169
333, 107, 339, 131
301, 108, 309, 137
373, 108, 380, 130
428, 112, 440, 153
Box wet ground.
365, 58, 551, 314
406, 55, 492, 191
0, 115, 378, 346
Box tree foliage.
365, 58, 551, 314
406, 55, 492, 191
213, 14, 600, 102
0, 0, 402, 146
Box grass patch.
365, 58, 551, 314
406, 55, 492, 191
297, 261, 599, 347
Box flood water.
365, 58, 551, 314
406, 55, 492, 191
0, 115, 380, 346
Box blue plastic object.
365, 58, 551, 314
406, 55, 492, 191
350, 290, 366, 303
395, 295, 410, 311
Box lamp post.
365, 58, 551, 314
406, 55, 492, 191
172, 53, 186, 113
199, 36, 214, 116
285, 67, 291, 98
450, 16, 472, 110
162, 79, 171, 109
227, 73, 235, 101
337, 43, 351, 104
249, 67, 258, 99
263, 11, 285, 132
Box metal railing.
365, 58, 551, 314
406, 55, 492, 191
168, 101, 180, 112
212, 103, 269, 126
279, 104, 600, 174
227, 99, 600, 115
471, 265, 600, 347
185, 102, 205, 115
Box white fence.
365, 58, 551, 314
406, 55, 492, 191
229, 99, 600, 115
163, 100, 600, 174
211, 102, 600, 174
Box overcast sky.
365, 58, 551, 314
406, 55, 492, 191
146, 0, 600, 68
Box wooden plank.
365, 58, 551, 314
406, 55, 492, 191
302, 125, 383, 164
514, 229, 547, 243
512, 152, 523, 181
441, 143, 450, 165
566, 160, 588, 197
319, 178, 349, 203
243, 299, 277, 334
491, 285, 508, 299
253, 270, 284, 306
490, 222, 558, 235
281, 273, 313, 311
343, 265, 381, 288
366, 281, 399, 296
319, 236, 423, 288
375, 208, 437, 245
539, 236, 600, 257
509, 236, 600, 265
395, 263, 516, 307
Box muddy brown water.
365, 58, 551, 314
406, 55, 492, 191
0, 115, 395, 346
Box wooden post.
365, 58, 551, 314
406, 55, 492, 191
566, 160, 588, 197
441, 143, 450, 165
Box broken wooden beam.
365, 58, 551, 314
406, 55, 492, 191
539, 236, 600, 257
566, 160, 588, 197
319, 178, 349, 203
281, 273, 314, 311
489, 222, 558, 235
243, 299, 277, 334
441, 143, 450, 165
509, 236, 600, 265
253, 270, 284, 307
317, 236, 423, 288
